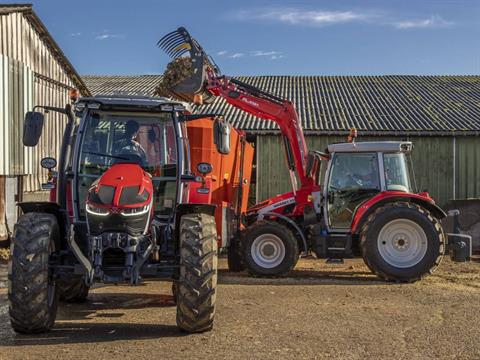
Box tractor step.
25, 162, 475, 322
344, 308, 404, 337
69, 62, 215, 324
312, 231, 353, 260
326, 258, 344, 264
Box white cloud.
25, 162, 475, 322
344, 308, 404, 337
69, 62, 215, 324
251, 50, 282, 57
392, 15, 453, 29
69, 32, 81, 37
216, 50, 285, 60
231, 7, 453, 30
94, 30, 124, 40
234, 8, 374, 27
277, 10, 368, 25
95, 33, 123, 40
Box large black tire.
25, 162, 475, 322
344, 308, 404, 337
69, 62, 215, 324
58, 277, 89, 303
227, 236, 245, 272
8, 213, 60, 333
243, 221, 299, 277
360, 202, 445, 283
176, 213, 217, 333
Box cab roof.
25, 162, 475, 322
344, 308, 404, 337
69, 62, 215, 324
77, 95, 189, 112
327, 141, 412, 153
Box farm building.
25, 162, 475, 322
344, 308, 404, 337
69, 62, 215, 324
0, 3, 479, 243
83, 75, 480, 207
0, 4, 90, 241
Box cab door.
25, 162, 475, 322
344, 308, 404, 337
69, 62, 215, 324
326, 152, 381, 229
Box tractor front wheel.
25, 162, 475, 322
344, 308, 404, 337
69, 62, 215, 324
58, 277, 89, 303
360, 202, 444, 282
243, 221, 299, 277
176, 213, 217, 333
8, 213, 59, 333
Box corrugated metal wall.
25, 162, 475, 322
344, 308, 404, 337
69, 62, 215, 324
256, 135, 477, 207
0, 54, 33, 175
27, 76, 72, 191
0, 11, 76, 191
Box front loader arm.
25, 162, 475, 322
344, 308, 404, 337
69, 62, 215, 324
205, 74, 311, 189
158, 27, 312, 190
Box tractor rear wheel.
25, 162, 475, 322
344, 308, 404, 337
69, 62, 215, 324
227, 236, 245, 272
176, 213, 217, 333
243, 221, 299, 277
360, 202, 444, 283
58, 277, 89, 303
8, 213, 59, 333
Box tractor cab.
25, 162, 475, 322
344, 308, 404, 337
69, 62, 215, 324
321, 141, 415, 230
74, 97, 183, 220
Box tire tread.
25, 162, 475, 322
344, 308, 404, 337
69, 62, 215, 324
360, 201, 445, 283
8, 213, 59, 333
176, 213, 217, 333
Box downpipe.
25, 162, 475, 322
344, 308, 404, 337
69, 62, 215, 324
67, 224, 94, 285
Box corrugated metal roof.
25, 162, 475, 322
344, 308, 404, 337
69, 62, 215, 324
82, 75, 480, 134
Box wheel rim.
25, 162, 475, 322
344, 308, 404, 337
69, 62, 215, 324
377, 219, 428, 268
251, 234, 285, 269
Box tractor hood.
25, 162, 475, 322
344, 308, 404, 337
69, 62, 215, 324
86, 163, 154, 236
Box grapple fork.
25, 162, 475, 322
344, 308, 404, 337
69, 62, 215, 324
157, 27, 219, 102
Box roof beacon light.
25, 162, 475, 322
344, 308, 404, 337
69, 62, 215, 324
69, 88, 79, 102
348, 128, 357, 143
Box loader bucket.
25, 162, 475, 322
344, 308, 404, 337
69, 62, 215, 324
157, 27, 218, 103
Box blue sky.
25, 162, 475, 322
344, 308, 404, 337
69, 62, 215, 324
8, 0, 480, 75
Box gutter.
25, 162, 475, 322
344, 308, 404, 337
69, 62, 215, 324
243, 129, 480, 137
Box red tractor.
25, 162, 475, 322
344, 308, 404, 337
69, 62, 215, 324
10, 95, 252, 334
159, 28, 447, 282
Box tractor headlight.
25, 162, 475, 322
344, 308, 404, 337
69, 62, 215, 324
86, 203, 110, 216
121, 204, 150, 217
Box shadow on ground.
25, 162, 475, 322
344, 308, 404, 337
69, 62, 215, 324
0, 292, 184, 346
217, 265, 385, 286
1, 322, 185, 346
57, 292, 176, 321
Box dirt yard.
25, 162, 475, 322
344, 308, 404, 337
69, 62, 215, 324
0, 256, 479, 360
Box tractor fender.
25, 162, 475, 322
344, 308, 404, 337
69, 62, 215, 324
17, 201, 70, 239
175, 203, 216, 217
351, 193, 447, 234
262, 212, 308, 255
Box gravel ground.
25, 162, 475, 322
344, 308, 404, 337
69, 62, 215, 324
0, 257, 479, 360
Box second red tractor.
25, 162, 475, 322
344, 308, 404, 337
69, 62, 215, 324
159, 27, 447, 282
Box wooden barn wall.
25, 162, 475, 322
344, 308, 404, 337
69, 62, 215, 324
0, 11, 75, 191
256, 135, 477, 207
456, 137, 480, 200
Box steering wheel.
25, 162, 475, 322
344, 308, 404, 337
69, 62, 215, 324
116, 152, 145, 167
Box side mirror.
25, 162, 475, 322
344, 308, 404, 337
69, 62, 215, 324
23, 111, 44, 146
213, 118, 230, 155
